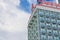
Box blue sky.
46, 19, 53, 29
0, 0, 58, 40
20, 0, 31, 13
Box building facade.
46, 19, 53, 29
28, 2, 60, 40
58, 0, 60, 4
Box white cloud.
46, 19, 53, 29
0, 0, 30, 32
56, 0, 58, 4
0, 30, 28, 40
0, 0, 31, 40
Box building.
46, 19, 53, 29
58, 0, 60, 3
28, 1, 60, 40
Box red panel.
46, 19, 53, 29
32, 4, 35, 9
32, 4, 35, 12
42, 2, 53, 5
37, 2, 60, 10
56, 4, 60, 9
57, 4, 60, 7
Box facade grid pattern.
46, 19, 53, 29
39, 9, 60, 40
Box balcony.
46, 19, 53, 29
48, 31, 52, 36
50, 13, 56, 19
51, 19, 56, 24
53, 31, 58, 37
40, 24, 45, 29
45, 18, 50, 24
41, 29, 46, 35
47, 25, 51, 29
57, 20, 60, 25
45, 13, 50, 18
39, 12, 44, 17
47, 30, 52, 36
40, 17, 45, 23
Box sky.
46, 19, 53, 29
0, 0, 58, 40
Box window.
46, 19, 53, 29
51, 19, 56, 24
29, 22, 33, 25
52, 24, 57, 30
40, 17, 45, 23
45, 18, 50, 23
46, 24, 51, 29
41, 29, 46, 35
36, 33, 38, 37
50, 13, 56, 19
47, 30, 52, 36
33, 29, 36, 33
40, 9, 43, 12
59, 31, 60, 36
39, 12, 44, 17
58, 25, 60, 30
41, 35, 46, 40
33, 15, 37, 18
57, 14, 60, 20
28, 26, 31, 28
54, 37, 59, 40
40, 23, 45, 29
45, 10, 49, 13
34, 36, 37, 39
53, 30, 58, 37
48, 36, 53, 40
45, 11, 50, 18
57, 20, 60, 25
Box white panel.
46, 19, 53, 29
36, 5, 60, 13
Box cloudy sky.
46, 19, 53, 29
0, 0, 58, 40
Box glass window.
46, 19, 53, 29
46, 24, 51, 29
45, 10, 50, 18
41, 29, 46, 35
40, 23, 45, 28
51, 19, 56, 24
46, 23, 50, 26
40, 23, 45, 29
45, 18, 50, 23
45, 13, 50, 18
31, 19, 34, 22
34, 36, 37, 39
52, 24, 57, 30
33, 15, 37, 18
57, 20, 60, 25
47, 30, 52, 36
53, 30, 58, 37
40, 9, 43, 12
58, 25, 60, 30
57, 14, 60, 20
36, 33, 38, 37
48, 36, 53, 40
54, 37, 59, 40
28, 26, 31, 28
41, 35, 46, 40
39, 17, 45, 23
59, 31, 60, 36
29, 22, 33, 25
50, 12, 56, 19
39, 12, 44, 17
